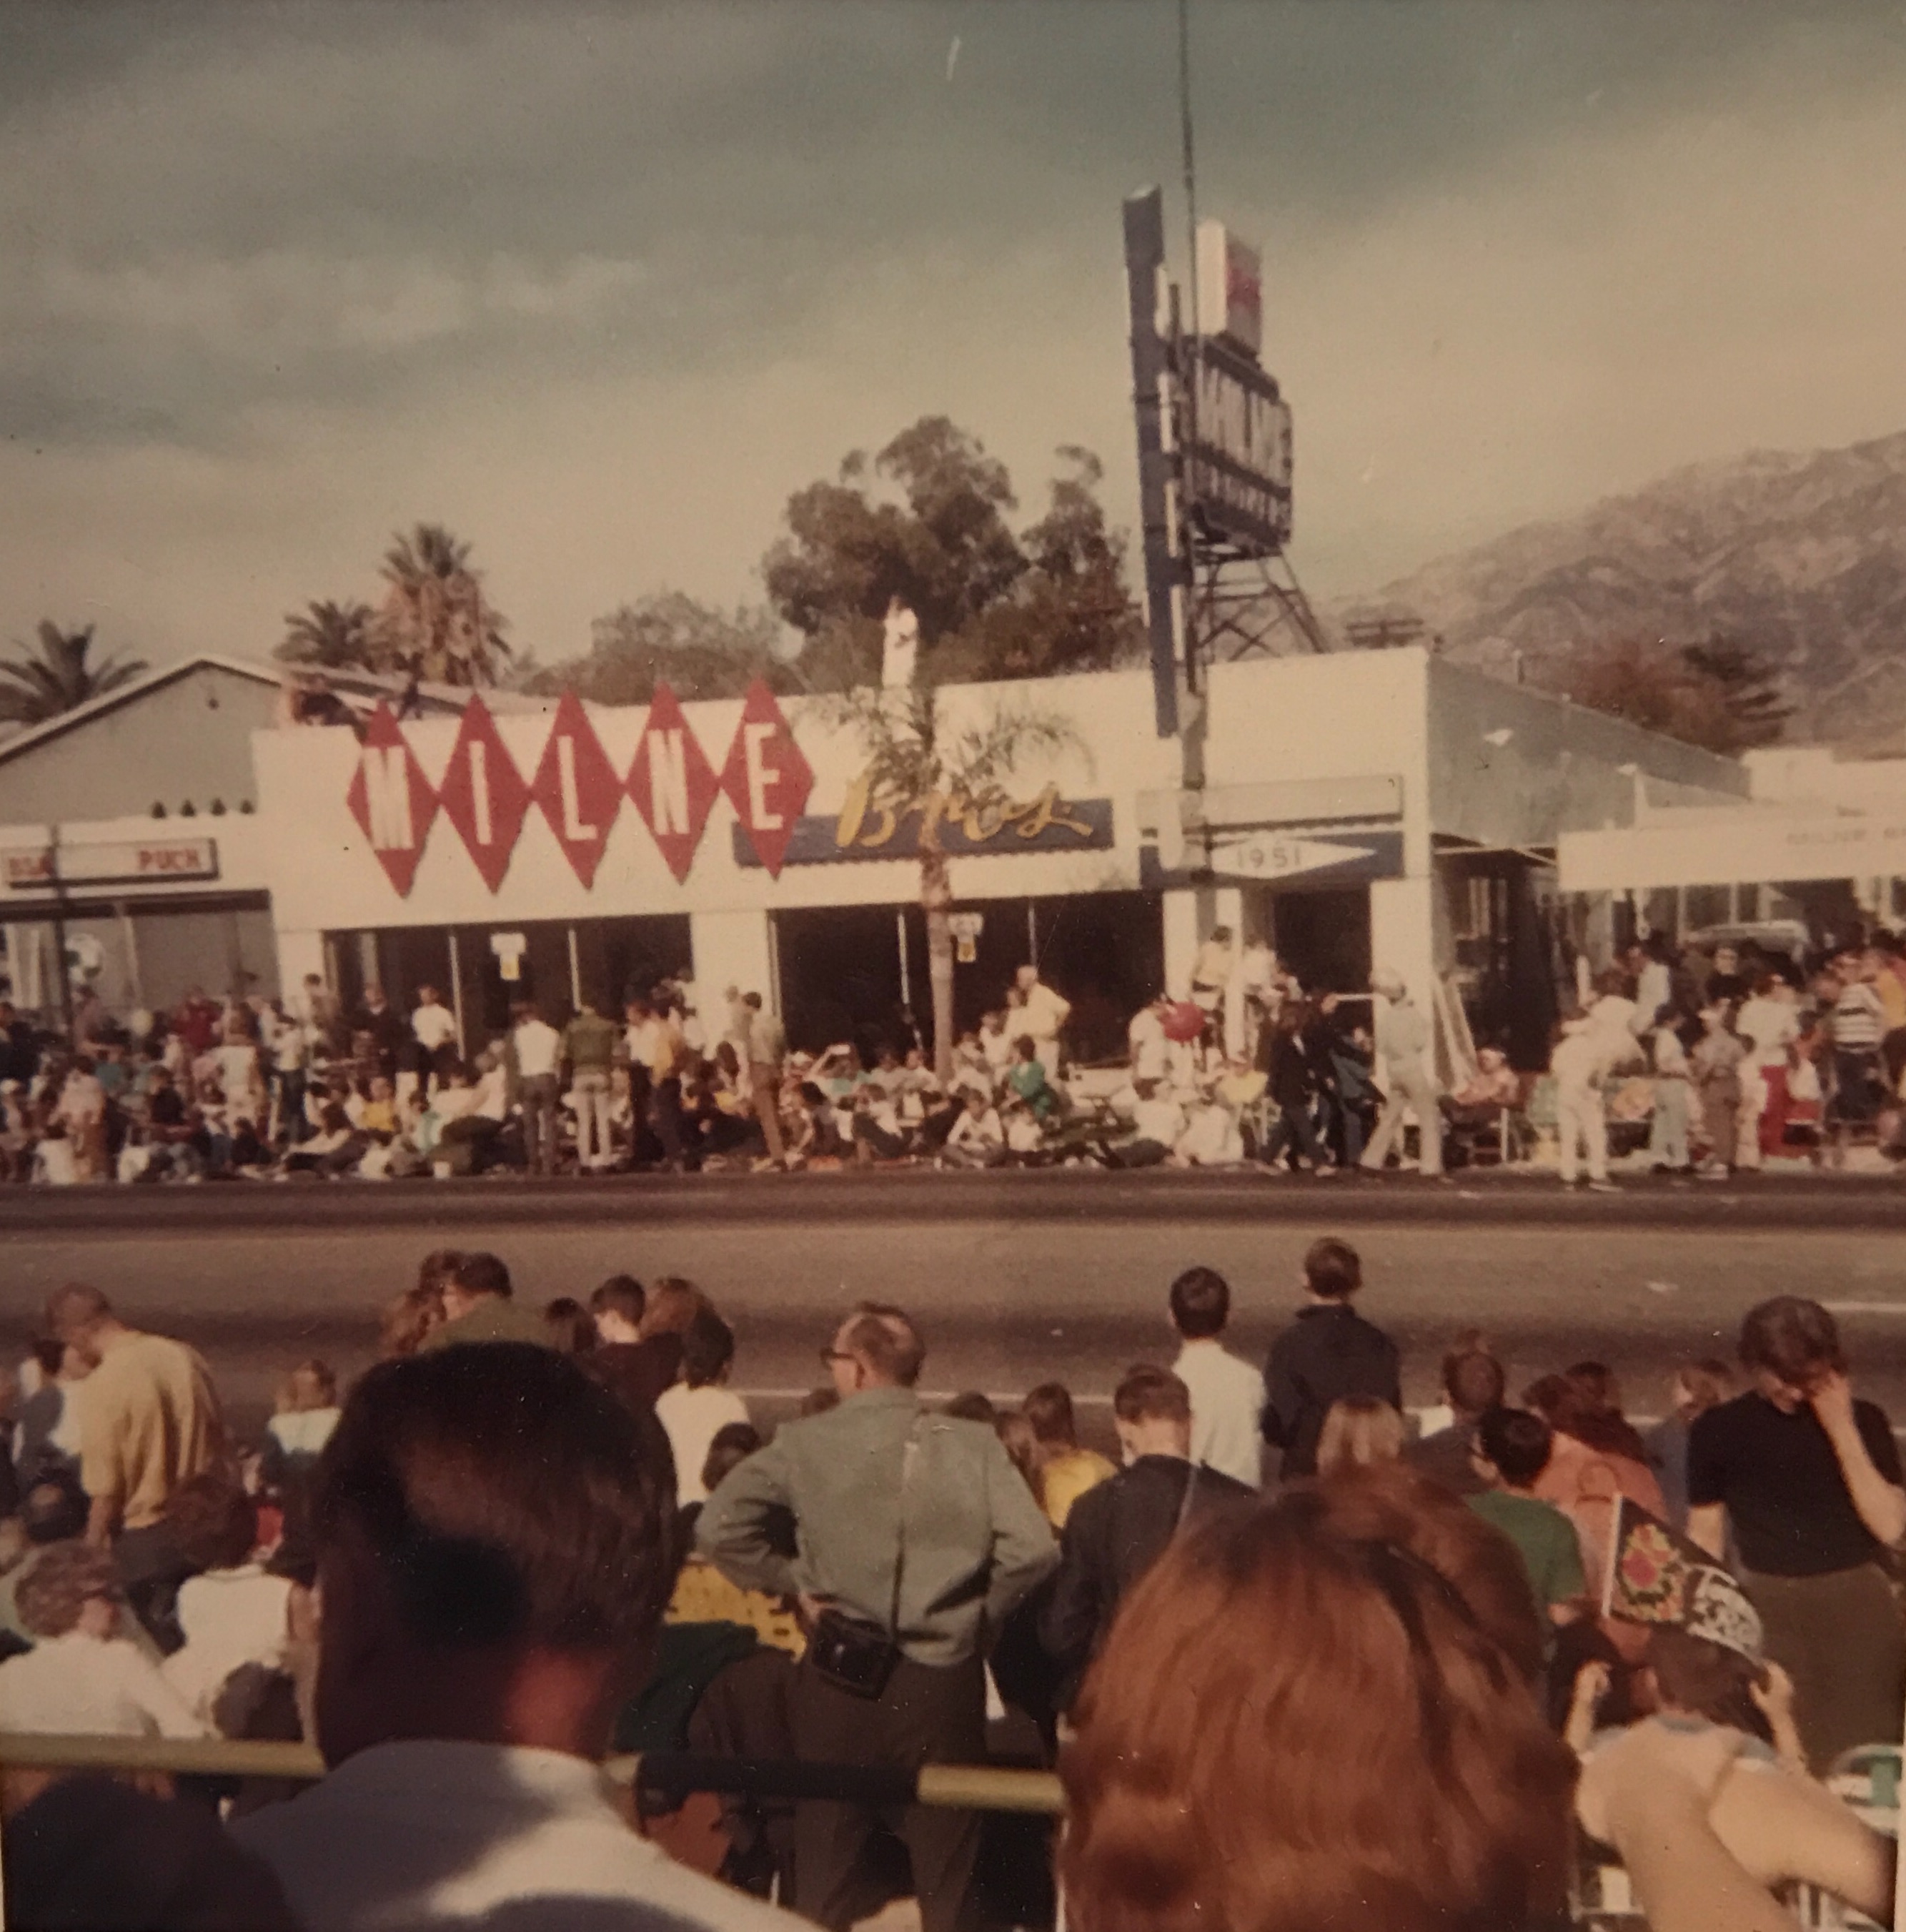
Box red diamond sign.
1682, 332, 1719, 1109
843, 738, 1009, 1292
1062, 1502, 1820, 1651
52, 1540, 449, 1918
719, 678, 813, 878
345, 702, 437, 896
530, 690, 622, 888
437, 693, 530, 893
627, 681, 718, 883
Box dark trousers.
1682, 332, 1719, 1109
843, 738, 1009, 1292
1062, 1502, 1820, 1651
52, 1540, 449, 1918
520, 1073, 561, 1174
790, 1653, 988, 1932
1260, 1099, 1326, 1169
116, 1520, 192, 1655
652, 1076, 688, 1168
1744, 1562, 1906, 1773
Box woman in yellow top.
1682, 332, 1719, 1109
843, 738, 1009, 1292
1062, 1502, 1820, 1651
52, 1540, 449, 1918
1022, 1383, 1116, 1530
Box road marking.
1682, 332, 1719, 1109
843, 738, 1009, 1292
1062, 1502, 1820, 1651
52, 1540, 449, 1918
1824, 1302, 1906, 1315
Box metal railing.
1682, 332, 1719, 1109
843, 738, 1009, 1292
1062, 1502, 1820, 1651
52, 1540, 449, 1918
0, 1733, 1064, 1815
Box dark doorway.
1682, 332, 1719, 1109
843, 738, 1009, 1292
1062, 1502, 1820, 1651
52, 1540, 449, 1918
775, 904, 918, 1065
1269, 888, 1371, 999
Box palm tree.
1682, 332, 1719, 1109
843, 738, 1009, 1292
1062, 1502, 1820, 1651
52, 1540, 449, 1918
0, 622, 149, 727
277, 599, 380, 671
822, 684, 1082, 1081
374, 524, 512, 688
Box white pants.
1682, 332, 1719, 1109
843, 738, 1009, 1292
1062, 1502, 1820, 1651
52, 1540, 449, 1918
1361, 1054, 1443, 1176
1557, 1085, 1608, 1183
572, 1071, 615, 1168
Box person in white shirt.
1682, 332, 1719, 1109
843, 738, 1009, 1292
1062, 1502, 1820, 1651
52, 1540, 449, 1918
1101, 1079, 1184, 1169
510, 1003, 564, 1176
1734, 973, 1800, 1169
881, 594, 920, 690
1128, 994, 1172, 1086
1551, 1011, 1615, 1190
232, 1343, 803, 1932
1014, 965, 1072, 1084
941, 1088, 1007, 1168
654, 1310, 750, 1509
0, 1540, 205, 1740
160, 1474, 296, 1728
978, 1010, 1016, 1086
412, 986, 460, 1089
1168, 1267, 1266, 1489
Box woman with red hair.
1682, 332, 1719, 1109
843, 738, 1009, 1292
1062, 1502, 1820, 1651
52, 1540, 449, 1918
1058, 1464, 1577, 1932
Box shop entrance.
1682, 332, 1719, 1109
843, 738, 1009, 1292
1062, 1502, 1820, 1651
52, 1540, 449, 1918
1259, 887, 1371, 999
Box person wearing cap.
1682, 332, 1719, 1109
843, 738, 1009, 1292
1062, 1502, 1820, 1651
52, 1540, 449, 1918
1358, 969, 1444, 1179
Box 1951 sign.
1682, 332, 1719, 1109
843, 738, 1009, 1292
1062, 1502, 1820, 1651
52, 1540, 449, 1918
2, 838, 219, 889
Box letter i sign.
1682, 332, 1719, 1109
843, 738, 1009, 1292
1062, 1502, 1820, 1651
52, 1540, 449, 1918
720, 678, 812, 876
530, 690, 622, 887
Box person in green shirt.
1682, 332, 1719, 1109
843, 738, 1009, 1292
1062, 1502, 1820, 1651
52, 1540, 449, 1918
1467, 1406, 1587, 1627
421, 1252, 552, 1352
1006, 1034, 1059, 1120
562, 999, 620, 1172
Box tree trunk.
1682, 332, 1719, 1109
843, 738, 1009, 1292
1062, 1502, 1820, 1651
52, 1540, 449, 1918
920, 843, 956, 1086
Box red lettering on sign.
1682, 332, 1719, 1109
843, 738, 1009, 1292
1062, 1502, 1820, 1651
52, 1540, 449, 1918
718, 678, 812, 878
344, 703, 437, 896
439, 693, 530, 893
627, 682, 718, 883
528, 690, 622, 888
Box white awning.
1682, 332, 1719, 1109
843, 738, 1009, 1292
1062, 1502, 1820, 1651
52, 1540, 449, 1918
1559, 808, 1906, 892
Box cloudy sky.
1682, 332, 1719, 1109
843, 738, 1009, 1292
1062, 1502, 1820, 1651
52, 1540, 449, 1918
6, 1, 1906, 671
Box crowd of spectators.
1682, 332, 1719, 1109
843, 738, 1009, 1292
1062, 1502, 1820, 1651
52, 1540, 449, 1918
4, 923, 1904, 1187
1, 1246, 1902, 1930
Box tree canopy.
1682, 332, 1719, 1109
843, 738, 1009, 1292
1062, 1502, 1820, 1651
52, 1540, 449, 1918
1553, 634, 1791, 756
761, 419, 1142, 690
277, 599, 377, 672
525, 592, 795, 705
0, 622, 149, 727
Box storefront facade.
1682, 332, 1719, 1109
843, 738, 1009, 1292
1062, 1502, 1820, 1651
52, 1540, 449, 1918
254, 648, 1747, 1067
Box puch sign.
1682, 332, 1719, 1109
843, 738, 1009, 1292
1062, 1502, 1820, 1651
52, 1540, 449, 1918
3, 838, 219, 890
731, 770, 1114, 868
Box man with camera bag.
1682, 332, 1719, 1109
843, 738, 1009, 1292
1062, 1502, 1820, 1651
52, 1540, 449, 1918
698, 1302, 1056, 1932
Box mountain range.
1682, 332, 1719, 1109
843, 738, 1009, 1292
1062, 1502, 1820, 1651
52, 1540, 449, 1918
1339, 428, 1906, 754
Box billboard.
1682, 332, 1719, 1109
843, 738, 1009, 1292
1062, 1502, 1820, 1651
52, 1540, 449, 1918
1195, 220, 1262, 357
1185, 335, 1293, 556
1123, 187, 1183, 740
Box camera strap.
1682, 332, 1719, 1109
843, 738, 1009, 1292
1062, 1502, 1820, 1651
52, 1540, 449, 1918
887, 1417, 923, 1640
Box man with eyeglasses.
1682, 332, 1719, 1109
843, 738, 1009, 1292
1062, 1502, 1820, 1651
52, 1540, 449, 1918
698, 1302, 1056, 1932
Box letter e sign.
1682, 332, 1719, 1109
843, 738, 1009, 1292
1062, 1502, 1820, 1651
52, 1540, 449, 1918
719, 678, 813, 878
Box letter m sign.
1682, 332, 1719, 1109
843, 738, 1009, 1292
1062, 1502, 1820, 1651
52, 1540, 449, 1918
345, 702, 437, 896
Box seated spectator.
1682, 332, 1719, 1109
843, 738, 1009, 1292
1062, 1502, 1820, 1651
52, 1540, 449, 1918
1039, 1367, 1255, 1709
259, 1361, 340, 1493
1644, 1357, 1734, 1532
1002, 1097, 1048, 1163
0, 1540, 204, 1738
1058, 1463, 1574, 1932
420, 1251, 549, 1352
939, 1087, 1006, 1168
231, 1344, 800, 1932
849, 1082, 912, 1164
1314, 1394, 1406, 1477
1466, 1410, 1584, 1647
1020, 1383, 1117, 1531
160, 1475, 294, 1731
1444, 1046, 1521, 1124
590, 1276, 707, 1415
655, 1310, 750, 1507
1405, 1339, 1507, 1497
667, 1425, 803, 1657
1006, 1036, 1060, 1121
1097, 1077, 1183, 1169
11, 1335, 88, 1497
1522, 1369, 1666, 1584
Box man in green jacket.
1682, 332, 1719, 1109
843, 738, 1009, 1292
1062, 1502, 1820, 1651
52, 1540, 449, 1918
562, 998, 620, 1172
698, 1302, 1056, 1932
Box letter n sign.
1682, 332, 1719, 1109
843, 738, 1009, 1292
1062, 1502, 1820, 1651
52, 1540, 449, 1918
627, 681, 718, 883
720, 678, 812, 877
530, 690, 622, 887
345, 702, 437, 895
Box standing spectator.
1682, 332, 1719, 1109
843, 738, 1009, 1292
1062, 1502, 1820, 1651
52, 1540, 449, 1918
1735, 973, 1800, 1166
560, 997, 618, 1172
1550, 1010, 1614, 1191
1405, 1339, 1507, 1497
421, 1252, 550, 1352
232, 1345, 800, 1932
697, 1302, 1056, 1932
637, 995, 690, 1170
54, 1057, 108, 1182
1018, 1384, 1116, 1531
509, 1001, 562, 1176
1687, 1297, 1906, 1771
655, 1309, 750, 1508
1188, 926, 1235, 1026
1013, 963, 1071, 1084
542, 1297, 599, 1356
1040, 1364, 1254, 1707
1127, 991, 1171, 1089
1828, 952, 1888, 1144
352, 984, 407, 1084
267, 1001, 311, 1147
289, 971, 339, 1055
410, 985, 460, 1091
43, 1284, 225, 1653
1692, 1003, 1747, 1178
741, 991, 790, 1170
1647, 1016, 1694, 1174
1466, 1407, 1586, 1630
172, 986, 223, 1059
1358, 969, 1444, 1179
1644, 1359, 1734, 1532
1261, 1238, 1401, 1482
0, 1540, 204, 1740
1166, 1267, 1264, 1490
0, 998, 38, 1084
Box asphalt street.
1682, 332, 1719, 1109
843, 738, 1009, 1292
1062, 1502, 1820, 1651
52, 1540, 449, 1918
6, 1172, 1906, 1445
